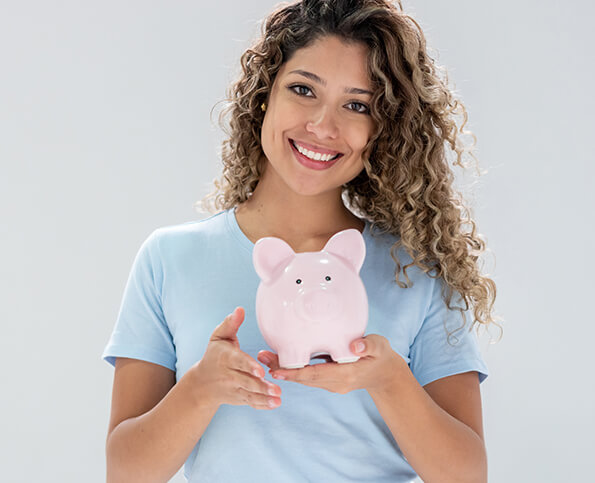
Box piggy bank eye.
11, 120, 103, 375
325, 276, 331, 281
296, 279, 302, 284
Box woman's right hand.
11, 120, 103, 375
189, 306, 282, 411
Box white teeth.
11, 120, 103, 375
293, 140, 338, 162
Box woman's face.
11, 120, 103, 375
260, 35, 374, 197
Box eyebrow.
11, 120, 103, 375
288, 69, 373, 96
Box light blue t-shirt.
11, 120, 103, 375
102, 207, 488, 482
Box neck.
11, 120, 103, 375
234, 162, 364, 246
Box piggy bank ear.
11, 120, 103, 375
323, 228, 366, 273
253, 237, 295, 283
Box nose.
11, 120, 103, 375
295, 288, 341, 321
305, 105, 339, 140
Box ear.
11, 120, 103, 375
322, 229, 366, 273
252, 237, 295, 283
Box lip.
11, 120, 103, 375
290, 138, 342, 156
289, 139, 343, 170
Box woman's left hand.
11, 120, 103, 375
257, 335, 407, 395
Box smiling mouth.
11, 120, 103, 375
289, 139, 343, 162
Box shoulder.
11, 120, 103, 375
148, 210, 230, 250
363, 223, 433, 290
130, 210, 234, 271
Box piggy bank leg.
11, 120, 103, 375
330, 347, 360, 364
278, 349, 310, 369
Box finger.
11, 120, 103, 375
211, 307, 245, 340
232, 374, 282, 409
272, 363, 328, 385
231, 350, 266, 379
350, 334, 387, 357
350, 337, 368, 356
234, 371, 282, 397
257, 350, 281, 371
271, 362, 355, 394
237, 387, 282, 410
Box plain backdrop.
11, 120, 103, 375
1, 1, 593, 481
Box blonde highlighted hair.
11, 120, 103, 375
196, 0, 501, 340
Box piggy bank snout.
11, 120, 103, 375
295, 289, 340, 321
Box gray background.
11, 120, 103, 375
1, 0, 593, 481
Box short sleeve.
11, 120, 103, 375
101, 230, 176, 371
408, 276, 489, 387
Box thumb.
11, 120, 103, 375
351, 337, 369, 356
351, 335, 388, 357
212, 307, 245, 340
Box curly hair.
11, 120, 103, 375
195, 0, 501, 341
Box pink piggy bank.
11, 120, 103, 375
253, 228, 368, 369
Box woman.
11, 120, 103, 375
103, 1, 498, 481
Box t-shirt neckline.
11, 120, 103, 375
225, 206, 369, 253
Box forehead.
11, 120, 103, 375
278, 35, 371, 89
283, 252, 352, 275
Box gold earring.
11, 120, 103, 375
261, 103, 267, 112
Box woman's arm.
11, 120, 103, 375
105, 358, 219, 483
265, 332, 487, 482
106, 308, 282, 482
368, 363, 487, 483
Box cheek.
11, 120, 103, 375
260, 116, 273, 156
263, 101, 300, 147
346, 124, 372, 154
275, 100, 303, 128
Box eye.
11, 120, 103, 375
288, 84, 314, 97
296, 279, 302, 284
325, 276, 331, 281
346, 101, 370, 114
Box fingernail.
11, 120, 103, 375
356, 342, 365, 353
261, 356, 271, 365
272, 373, 285, 380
